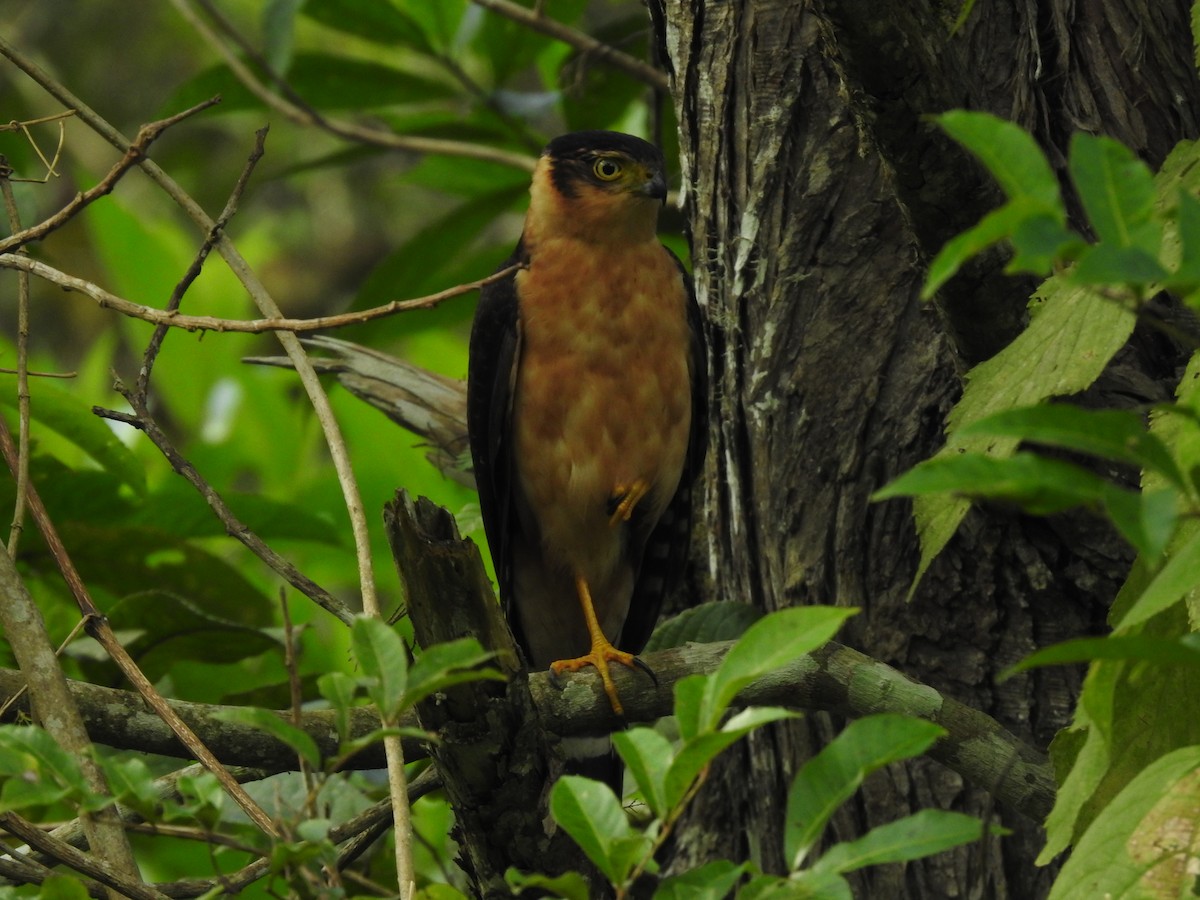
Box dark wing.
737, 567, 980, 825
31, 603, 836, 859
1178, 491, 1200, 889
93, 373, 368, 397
467, 247, 527, 652
618, 249, 708, 653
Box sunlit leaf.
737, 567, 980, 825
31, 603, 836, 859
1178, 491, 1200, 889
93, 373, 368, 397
611, 727, 673, 818
1002, 634, 1200, 678
1112, 529, 1200, 630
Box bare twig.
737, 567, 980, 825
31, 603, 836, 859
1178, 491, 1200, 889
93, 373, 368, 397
137, 124, 268, 399
0, 253, 519, 334
469, 0, 670, 92
0, 111, 75, 182
0, 812, 167, 900
1, 157, 32, 555
169, 0, 536, 172
0, 98, 221, 255
0, 419, 280, 839
93, 396, 352, 626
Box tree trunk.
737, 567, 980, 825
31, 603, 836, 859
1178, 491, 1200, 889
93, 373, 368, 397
652, 1, 1200, 896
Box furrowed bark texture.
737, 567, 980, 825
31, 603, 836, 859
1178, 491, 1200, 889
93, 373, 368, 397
653, 1, 1199, 897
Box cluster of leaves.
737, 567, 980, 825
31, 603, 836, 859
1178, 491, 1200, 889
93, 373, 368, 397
876, 111, 1200, 898
0, 619, 496, 896
503, 608, 994, 899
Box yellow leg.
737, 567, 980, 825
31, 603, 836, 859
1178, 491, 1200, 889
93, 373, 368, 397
609, 479, 650, 527
550, 575, 640, 715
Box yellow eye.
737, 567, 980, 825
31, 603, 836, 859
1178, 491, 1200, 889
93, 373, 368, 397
592, 158, 623, 181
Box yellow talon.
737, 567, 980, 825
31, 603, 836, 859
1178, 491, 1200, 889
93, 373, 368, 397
550, 575, 643, 715
609, 479, 650, 527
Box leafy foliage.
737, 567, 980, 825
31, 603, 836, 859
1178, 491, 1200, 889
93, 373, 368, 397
878, 111, 1200, 895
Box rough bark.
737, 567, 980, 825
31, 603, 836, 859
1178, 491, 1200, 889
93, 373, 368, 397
652, 1, 1199, 897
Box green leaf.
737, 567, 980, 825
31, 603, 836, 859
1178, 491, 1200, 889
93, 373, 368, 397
1047, 746, 1200, 900
1098, 485, 1179, 562
611, 727, 673, 818
875, 451, 1115, 515
1072, 245, 1169, 285
1008, 213, 1086, 275
213, 707, 322, 769
653, 860, 751, 899
550, 775, 649, 886
38, 876, 91, 900
1002, 635, 1200, 678
936, 111, 1063, 210
785, 715, 946, 869
958, 404, 1188, 489
665, 708, 797, 811
1069, 133, 1161, 254
813, 810, 986, 875
505, 868, 591, 900
317, 671, 359, 744
98, 755, 160, 819
923, 202, 1031, 299
167, 53, 454, 115
351, 616, 410, 722
0, 726, 95, 813
1113, 528, 1200, 630
699, 607, 854, 734
905, 277, 1138, 588
740, 871, 853, 899
302, 0, 429, 48
405, 637, 501, 708
0, 383, 145, 496
262, 0, 303, 73
1169, 190, 1200, 285
644, 602, 763, 652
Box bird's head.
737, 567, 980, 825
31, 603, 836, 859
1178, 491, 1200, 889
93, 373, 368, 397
524, 131, 669, 246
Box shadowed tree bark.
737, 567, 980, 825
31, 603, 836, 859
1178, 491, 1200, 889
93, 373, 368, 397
648, 0, 1200, 897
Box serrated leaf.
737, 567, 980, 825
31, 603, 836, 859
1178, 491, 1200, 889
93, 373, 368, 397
903, 276, 1139, 588
958, 404, 1188, 489
351, 617, 410, 722
550, 775, 647, 886
1047, 746, 1200, 900
1112, 528, 1200, 630
611, 728, 673, 818
644, 602, 763, 652
213, 708, 321, 769
700, 607, 854, 733
813, 810, 986, 875
786, 715, 946, 869
1069, 133, 1161, 254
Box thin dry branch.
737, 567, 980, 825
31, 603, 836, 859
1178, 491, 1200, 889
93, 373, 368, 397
1, 158, 32, 555
0, 812, 167, 900
170, 0, 537, 173
0, 253, 520, 334
0, 97, 221, 256
469, 0, 670, 92
136, 124, 268, 398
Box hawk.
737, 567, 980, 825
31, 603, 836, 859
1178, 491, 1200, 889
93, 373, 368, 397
467, 130, 706, 716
